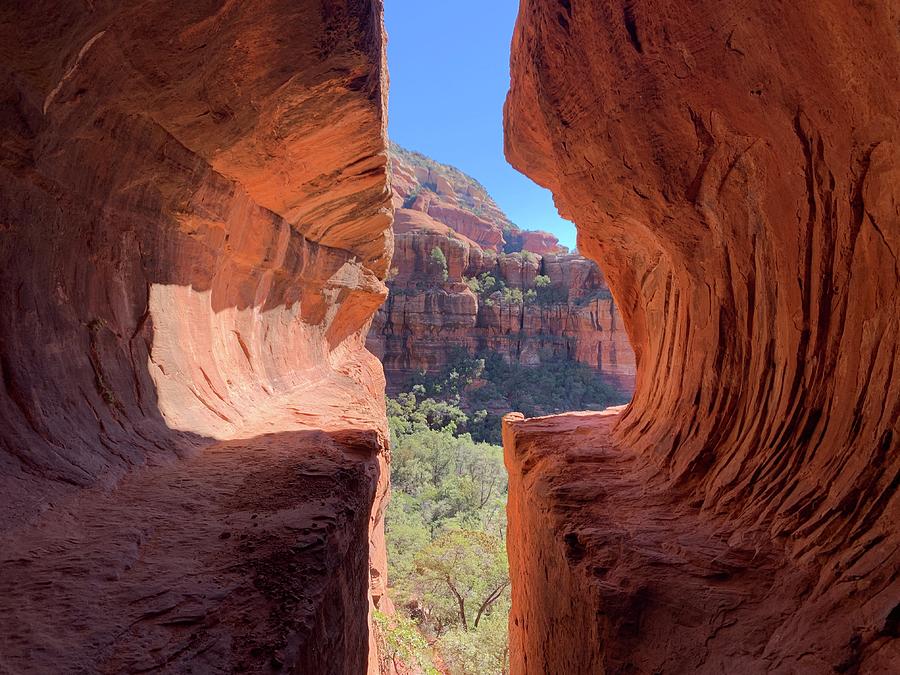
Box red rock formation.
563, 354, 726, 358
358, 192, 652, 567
504, 0, 899, 672
390, 143, 516, 250
368, 146, 635, 393
520, 229, 564, 255
0, 1, 392, 672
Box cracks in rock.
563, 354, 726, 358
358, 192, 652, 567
43, 31, 107, 114
87, 318, 122, 413
232, 330, 254, 370
128, 281, 152, 413
686, 108, 718, 205
622, 1, 644, 54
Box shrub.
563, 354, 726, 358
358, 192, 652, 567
373, 610, 439, 674
534, 274, 552, 288
402, 186, 421, 209
501, 287, 524, 304
430, 247, 449, 281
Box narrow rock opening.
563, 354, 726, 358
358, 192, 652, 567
372, 2, 635, 672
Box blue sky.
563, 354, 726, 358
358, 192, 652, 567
384, 0, 578, 250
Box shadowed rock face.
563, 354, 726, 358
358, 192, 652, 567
504, 0, 898, 672
0, 1, 392, 671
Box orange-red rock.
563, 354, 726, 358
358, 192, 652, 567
520, 229, 564, 255
504, 0, 899, 672
368, 146, 636, 393
0, 1, 392, 672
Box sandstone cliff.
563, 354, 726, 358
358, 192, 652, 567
504, 0, 899, 672
0, 1, 392, 672
368, 145, 636, 393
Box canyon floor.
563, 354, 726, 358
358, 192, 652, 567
0, 387, 383, 674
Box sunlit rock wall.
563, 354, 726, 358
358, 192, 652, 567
504, 0, 899, 671
0, 1, 392, 671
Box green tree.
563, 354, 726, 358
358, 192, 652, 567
439, 610, 510, 675
384, 386, 512, 674
414, 529, 509, 633
430, 246, 449, 281
385, 491, 431, 603
501, 287, 524, 304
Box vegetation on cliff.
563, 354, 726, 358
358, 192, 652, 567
381, 391, 510, 674
406, 347, 627, 444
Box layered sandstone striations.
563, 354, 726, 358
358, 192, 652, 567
0, 1, 392, 672
367, 146, 635, 392
505, 0, 899, 672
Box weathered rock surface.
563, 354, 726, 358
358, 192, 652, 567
505, 0, 899, 672
389, 143, 524, 252
0, 1, 392, 671
368, 146, 636, 392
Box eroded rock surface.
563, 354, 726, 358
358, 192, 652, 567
0, 1, 392, 671
368, 145, 636, 392
504, 0, 899, 672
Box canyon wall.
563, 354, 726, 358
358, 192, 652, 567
504, 0, 898, 672
0, 1, 392, 672
368, 146, 635, 392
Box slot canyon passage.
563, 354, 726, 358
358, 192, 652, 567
0, 1, 897, 675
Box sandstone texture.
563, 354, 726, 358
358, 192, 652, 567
0, 1, 392, 672
504, 0, 899, 673
367, 145, 636, 392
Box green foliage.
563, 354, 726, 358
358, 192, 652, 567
439, 611, 510, 675
401, 347, 628, 444
388, 389, 471, 436
467, 349, 625, 422
430, 247, 449, 281
385, 339, 629, 673
465, 270, 571, 307
501, 287, 523, 305
521, 250, 538, 264
373, 610, 440, 674
467, 272, 500, 299
385, 490, 430, 593
415, 529, 509, 632
409, 348, 485, 400
386, 382, 510, 674
387, 392, 507, 542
